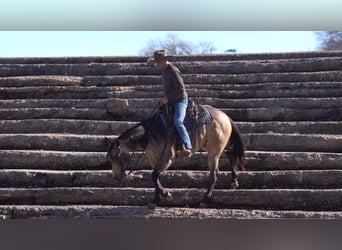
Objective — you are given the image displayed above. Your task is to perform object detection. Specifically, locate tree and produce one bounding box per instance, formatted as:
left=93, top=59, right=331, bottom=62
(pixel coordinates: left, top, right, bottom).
left=316, top=31, right=342, bottom=51
left=139, top=33, right=216, bottom=56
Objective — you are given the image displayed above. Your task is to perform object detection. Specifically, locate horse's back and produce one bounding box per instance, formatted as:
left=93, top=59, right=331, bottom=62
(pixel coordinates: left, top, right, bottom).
left=199, top=105, right=232, bottom=152
left=205, top=105, right=231, bottom=128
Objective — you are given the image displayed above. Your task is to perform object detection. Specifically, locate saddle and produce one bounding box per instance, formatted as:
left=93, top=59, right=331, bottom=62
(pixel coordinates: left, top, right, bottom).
left=156, top=100, right=214, bottom=149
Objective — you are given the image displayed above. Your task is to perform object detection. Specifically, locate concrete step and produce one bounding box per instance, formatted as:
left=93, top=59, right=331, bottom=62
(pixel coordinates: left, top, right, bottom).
left=0, top=169, right=341, bottom=189
left=1, top=205, right=341, bottom=219
left=0, top=150, right=340, bottom=171
left=0, top=133, right=340, bottom=153
left=0, top=187, right=341, bottom=211
left=0, top=119, right=340, bottom=135
left=0, top=57, right=341, bottom=77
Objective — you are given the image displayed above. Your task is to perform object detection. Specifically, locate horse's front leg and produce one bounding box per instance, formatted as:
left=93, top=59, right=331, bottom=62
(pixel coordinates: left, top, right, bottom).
left=150, top=158, right=173, bottom=205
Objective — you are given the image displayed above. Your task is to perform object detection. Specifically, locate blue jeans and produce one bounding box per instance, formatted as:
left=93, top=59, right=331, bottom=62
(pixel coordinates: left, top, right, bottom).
left=173, top=99, right=192, bottom=150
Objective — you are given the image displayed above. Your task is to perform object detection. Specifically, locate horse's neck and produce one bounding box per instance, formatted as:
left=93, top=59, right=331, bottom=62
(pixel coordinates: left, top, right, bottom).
left=119, top=123, right=147, bottom=151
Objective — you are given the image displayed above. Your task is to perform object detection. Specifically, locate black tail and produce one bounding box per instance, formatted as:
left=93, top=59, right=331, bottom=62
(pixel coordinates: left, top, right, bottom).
left=225, top=118, right=246, bottom=171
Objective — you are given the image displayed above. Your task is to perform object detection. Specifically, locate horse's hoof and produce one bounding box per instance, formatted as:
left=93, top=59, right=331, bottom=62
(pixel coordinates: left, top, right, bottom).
left=147, top=202, right=157, bottom=209
left=199, top=202, right=209, bottom=208
left=231, top=180, right=239, bottom=189
left=164, top=191, right=173, bottom=201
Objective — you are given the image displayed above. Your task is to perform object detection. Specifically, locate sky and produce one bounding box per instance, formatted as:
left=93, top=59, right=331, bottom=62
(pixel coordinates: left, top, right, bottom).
left=0, top=31, right=319, bottom=58
left=0, top=0, right=340, bottom=30
left=0, top=0, right=336, bottom=57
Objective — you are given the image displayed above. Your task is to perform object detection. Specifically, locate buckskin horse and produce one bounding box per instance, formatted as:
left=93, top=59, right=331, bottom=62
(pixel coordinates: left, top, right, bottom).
left=106, top=103, right=245, bottom=207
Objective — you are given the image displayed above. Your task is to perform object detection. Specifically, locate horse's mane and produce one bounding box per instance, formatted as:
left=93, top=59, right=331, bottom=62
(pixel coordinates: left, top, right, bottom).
left=116, top=112, right=169, bottom=150
left=141, top=112, right=170, bottom=141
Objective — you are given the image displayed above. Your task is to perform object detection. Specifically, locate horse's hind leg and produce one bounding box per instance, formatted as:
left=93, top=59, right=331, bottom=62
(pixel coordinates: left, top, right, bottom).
left=229, top=154, right=239, bottom=189
left=200, top=156, right=219, bottom=207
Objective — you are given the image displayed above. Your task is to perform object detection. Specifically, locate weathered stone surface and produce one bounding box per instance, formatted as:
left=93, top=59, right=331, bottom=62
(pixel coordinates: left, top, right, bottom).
left=1, top=57, right=341, bottom=77
left=0, top=76, right=83, bottom=87
left=0, top=169, right=341, bottom=189
left=82, top=71, right=342, bottom=86
left=1, top=205, right=342, bottom=219
left=0, top=52, right=341, bottom=218
left=106, top=103, right=342, bottom=121
left=0, top=119, right=136, bottom=135
left=0, top=187, right=341, bottom=211
left=0, top=150, right=109, bottom=170
left=0, top=150, right=341, bottom=171
left=0, top=99, right=108, bottom=109
left=0, top=108, right=110, bottom=120
left=0, top=133, right=340, bottom=153
left=246, top=151, right=342, bottom=171
left=237, top=121, right=342, bottom=134
left=244, top=133, right=342, bottom=153
left=0, top=86, right=114, bottom=99
left=0, top=119, right=339, bottom=135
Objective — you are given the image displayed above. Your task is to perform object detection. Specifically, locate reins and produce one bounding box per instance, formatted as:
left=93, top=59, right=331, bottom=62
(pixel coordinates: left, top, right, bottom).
left=125, top=101, right=161, bottom=176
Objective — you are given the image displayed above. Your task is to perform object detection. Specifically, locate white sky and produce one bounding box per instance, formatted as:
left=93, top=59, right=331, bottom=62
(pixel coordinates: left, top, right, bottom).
left=0, top=31, right=319, bottom=57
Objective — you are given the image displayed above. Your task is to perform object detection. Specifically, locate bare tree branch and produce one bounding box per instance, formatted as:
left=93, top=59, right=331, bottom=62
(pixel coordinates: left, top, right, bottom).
left=139, top=33, right=217, bottom=56
left=316, top=31, right=342, bottom=51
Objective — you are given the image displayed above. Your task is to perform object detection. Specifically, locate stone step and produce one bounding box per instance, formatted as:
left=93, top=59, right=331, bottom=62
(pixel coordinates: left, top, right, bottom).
left=108, top=87, right=342, bottom=99
left=83, top=71, right=342, bottom=86
left=1, top=82, right=341, bottom=99
left=0, top=86, right=114, bottom=99
left=0, top=76, right=83, bottom=87
left=1, top=106, right=340, bottom=122
left=1, top=205, right=341, bottom=219
left=0, top=57, right=341, bottom=77
left=103, top=83, right=342, bottom=101
left=0, top=133, right=340, bottom=153
left=105, top=97, right=342, bottom=110
left=0, top=108, right=111, bottom=120
left=0, top=150, right=340, bottom=171
left=0, top=97, right=340, bottom=110
left=0, top=119, right=340, bottom=135
left=0, top=187, right=341, bottom=211
left=0, top=99, right=107, bottom=109
left=106, top=102, right=342, bottom=121
left=0, top=119, right=133, bottom=135
left=1, top=51, right=342, bottom=65
left=245, top=133, right=342, bottom=153
left=0, top=169, right=341, bottom=189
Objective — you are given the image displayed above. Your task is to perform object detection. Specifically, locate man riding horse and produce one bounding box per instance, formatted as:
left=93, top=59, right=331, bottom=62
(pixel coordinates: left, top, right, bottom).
left=147, top=50, right=192, bottom=158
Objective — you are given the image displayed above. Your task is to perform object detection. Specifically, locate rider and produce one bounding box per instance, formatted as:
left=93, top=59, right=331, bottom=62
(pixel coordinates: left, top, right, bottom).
left=147, top=50, right=192, bottom=158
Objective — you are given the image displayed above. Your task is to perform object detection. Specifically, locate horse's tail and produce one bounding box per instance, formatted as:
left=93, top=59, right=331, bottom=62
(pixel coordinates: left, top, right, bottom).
left=225, top=118, right=246, bottom=171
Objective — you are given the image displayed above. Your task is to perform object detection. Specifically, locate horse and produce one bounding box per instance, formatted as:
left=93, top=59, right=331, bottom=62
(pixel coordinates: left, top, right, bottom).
left=106, top=103, right=246, bottom=207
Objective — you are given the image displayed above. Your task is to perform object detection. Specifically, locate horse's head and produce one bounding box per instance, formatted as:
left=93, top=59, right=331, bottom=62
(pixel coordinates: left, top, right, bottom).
left=106, top=138, right=130, bottom=181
